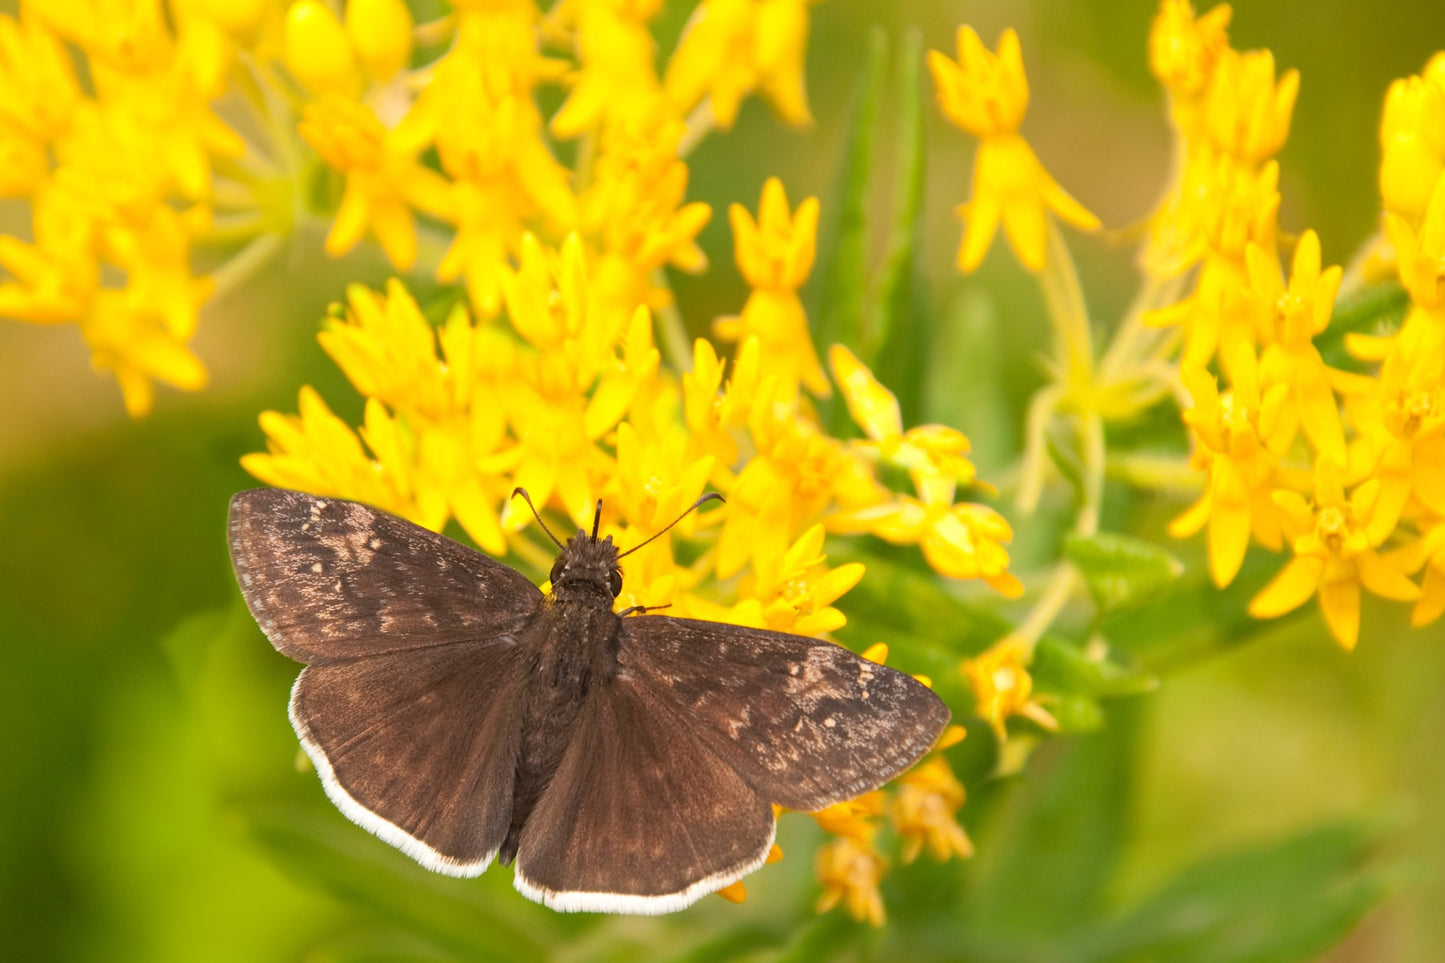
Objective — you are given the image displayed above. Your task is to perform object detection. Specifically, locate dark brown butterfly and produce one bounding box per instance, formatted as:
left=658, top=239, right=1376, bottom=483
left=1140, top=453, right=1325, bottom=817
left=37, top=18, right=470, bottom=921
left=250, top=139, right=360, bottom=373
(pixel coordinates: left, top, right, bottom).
left=227, top=488, right=949, bottom=914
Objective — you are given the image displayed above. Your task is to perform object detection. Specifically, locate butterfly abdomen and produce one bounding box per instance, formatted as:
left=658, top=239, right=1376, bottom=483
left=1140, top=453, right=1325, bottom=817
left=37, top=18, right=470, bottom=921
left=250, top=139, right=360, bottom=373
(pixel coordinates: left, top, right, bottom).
left=500, top=600, right=623, bottom=865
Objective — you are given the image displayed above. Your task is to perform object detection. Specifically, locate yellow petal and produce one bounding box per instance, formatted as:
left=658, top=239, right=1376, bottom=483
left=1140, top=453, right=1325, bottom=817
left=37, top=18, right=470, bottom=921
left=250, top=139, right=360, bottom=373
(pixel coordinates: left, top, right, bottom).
left=1249, top=555, right=1324, bottom=618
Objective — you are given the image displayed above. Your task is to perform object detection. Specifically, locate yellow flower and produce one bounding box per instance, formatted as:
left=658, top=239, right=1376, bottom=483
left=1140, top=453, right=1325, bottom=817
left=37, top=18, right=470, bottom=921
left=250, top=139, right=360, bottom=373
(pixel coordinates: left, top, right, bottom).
left=814, top=835, right=886, bottom=926
left=579, top=106, right=711, bottom=320
left=830, top=344, right=981, bottom=504
left=960, top=637, right=1058, bottom=742
left=1340, top=326, right=1445, bottom=542
left=1400, top=520, right=1445, bottom=627
left=714, top=176, right=828, bottom=398
left=720, top=523, right=865, bottom=636
left=1386, top=174, right=1445, bottom=311
left=929, top=26, right=1099, bottom=273
left=1170, top=347, right=1294, bottom=587
left=242, top=386, right=414, bottom=521
left=832, top=491, right=1022, bottom=598
left=1249, top=458, right=1420, bottom=650
left=299, top=95, right=452, bottom=270
left=548, top=0, right=664, bottom=138
left=1149, top=1, right=1232, bottom=105
left=1379, top=55, right=1445, bottom=226
left=663, top=0, right=815, bottom=130
left=345, top=0, right=414, bottom=84
left=283, top=0, right=361, bottom=97
left=401, top=4, right=576, bottom=315
left=1145, top=158, right=1280, bottom=363
left=890, top=756, right=973, bottom=864
left=1203, top=48, right=1299, bottom=165
left=1246, top=230, right=1346, bottom=465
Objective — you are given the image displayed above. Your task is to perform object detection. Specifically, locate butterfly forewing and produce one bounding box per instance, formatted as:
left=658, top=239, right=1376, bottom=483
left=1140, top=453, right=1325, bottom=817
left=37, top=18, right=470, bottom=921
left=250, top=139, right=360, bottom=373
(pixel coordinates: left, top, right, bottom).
left=512, top=674, right=776, bottom=913
left=228, top=489, right=543, bottom=662
left=290, top=642, right=526, bottom=875
left=617, top=616, right=951, bottom=812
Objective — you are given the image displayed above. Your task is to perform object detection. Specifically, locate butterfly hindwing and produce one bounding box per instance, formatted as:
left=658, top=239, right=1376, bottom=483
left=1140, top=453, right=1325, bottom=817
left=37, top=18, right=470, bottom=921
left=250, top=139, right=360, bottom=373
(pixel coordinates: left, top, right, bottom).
left=227, top=488, right=543, bottom=663
left=617, top=616, right=951, bottom=812
left=290, top=640, right=527, bottom=876
left=512, top=673, right=776, bottom=913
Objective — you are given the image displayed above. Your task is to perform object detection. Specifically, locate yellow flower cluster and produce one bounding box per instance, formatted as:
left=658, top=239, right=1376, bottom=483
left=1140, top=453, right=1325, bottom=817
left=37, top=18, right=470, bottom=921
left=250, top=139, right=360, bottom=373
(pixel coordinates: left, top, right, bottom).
left=0, top=0, right=262, bottom=414
left=1143, top=3, right=1442, bottom=649
left=241, top=1, right=1005, bottom=918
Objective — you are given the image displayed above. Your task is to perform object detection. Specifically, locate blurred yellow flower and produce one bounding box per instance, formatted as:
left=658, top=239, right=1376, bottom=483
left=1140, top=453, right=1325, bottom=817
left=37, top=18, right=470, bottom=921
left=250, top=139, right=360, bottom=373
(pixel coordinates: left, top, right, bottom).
left=663, top=0, right=816, bottom=130
left=891, top=756, right=973, bottom=864
left=1379, top=54, right=1445, bottom=225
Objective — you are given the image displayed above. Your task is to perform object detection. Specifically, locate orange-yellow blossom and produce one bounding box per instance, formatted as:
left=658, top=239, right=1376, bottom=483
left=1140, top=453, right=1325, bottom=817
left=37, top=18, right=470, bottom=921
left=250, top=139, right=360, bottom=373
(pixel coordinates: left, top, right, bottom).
left=1249, top=458, right=1420, bottom=650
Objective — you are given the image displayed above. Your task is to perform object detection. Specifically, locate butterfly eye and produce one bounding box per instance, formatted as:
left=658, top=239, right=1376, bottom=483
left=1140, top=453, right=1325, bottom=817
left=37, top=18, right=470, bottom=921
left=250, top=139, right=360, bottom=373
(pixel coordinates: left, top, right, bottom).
left=609, top=568, right=623, bottom=598
left=549, top=558, right=566, bottom=586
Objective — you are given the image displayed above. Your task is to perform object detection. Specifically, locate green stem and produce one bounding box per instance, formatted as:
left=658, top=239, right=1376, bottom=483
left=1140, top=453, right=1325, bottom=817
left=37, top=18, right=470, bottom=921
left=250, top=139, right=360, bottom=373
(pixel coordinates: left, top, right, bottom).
left=208, top=233, right=284, bottom=301
left=650, top=268, right=694, bottom=373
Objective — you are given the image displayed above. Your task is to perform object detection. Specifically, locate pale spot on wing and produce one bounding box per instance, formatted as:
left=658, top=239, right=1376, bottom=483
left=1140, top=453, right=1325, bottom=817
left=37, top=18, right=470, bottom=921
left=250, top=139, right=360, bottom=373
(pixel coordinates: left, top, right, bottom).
left=311, top=562, right=324, bottom=574
left=823, top=717, right=836, bottom=728
left=369, top=538, right=382, bottom=550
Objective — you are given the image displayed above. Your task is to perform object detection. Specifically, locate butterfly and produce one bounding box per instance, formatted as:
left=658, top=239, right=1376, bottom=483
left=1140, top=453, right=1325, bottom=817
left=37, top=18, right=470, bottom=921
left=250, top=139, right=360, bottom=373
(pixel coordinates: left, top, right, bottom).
left=227, top=488, right=950, bottom=914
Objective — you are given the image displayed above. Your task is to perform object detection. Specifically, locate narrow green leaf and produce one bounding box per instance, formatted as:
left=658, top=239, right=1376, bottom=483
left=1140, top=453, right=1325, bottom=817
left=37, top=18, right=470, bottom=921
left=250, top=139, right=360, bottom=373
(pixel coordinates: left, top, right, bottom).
left=815, top=26, right=888, bottom=409
left=870, top=27, right=930, bottom=424
left=1064, top=531, right=1184, bottom=616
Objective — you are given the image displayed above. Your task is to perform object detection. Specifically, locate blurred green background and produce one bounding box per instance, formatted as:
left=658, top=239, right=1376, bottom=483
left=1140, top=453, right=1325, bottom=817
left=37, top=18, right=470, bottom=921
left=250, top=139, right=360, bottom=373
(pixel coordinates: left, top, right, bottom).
left=4, top=1, right=1445, bottom=960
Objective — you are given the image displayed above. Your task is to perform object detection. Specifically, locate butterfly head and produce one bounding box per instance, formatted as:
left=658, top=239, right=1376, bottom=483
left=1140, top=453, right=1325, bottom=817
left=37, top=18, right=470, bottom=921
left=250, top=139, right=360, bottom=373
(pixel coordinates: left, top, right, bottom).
left=549, top=532, right=624, bottom=608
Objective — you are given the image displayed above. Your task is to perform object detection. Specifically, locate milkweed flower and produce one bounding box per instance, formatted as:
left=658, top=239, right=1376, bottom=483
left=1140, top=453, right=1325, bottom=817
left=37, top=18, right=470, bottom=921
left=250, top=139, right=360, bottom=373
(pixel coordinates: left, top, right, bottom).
left=1249, top=459, right=1420, bottom=650
left=1246, top=230, right=1347, bottom=466
left=1169, top=347, right=1294, bottom=587
left=714, top=176, right=829, bottom=398
left=663, top=0, right=816, bottom=131
left=961, top=637, right=1058, bottom=742
left=890, top=754, right=973, bottom=864
left=928, top=26, right=1099, bottom=273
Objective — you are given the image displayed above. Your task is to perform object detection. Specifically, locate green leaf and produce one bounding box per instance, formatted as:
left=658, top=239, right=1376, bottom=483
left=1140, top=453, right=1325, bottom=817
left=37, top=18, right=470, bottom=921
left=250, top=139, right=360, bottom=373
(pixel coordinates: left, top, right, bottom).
left=1078, top=815, right=1404, bottom=963
left=815, top=26, right=887, bottom=403
left=869, top=26, right=930, bottom=425
left=1064, top=531, right=1184, bottom=616
left=243, top=803, right=563, bottom=962
left=1031, top=635, right=1158, bottom=700
left=961, top=701, right=1142, bottom=941
left=1316, top=281, right=1409, bottom=370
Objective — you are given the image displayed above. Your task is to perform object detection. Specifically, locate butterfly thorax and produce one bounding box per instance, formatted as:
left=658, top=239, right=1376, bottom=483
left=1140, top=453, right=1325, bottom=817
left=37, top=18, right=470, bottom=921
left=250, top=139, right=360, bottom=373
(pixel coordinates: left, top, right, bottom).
left=500, top=536, right=625, bottom=865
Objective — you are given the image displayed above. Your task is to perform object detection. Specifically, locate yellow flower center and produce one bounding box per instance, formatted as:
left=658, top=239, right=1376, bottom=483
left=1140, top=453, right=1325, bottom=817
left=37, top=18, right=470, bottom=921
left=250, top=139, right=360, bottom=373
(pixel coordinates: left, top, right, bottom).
left=1316, top=505, right=1349, bottom=555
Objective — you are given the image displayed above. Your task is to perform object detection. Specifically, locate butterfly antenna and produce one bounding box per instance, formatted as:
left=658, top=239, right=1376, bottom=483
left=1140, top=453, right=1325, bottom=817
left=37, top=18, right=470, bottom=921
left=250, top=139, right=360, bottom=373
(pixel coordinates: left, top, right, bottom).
left=618, top=492, right=725, bottom=559
left=591, top=499, right=603, bottom=541
left=510, top=488, right=565, bottom=549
